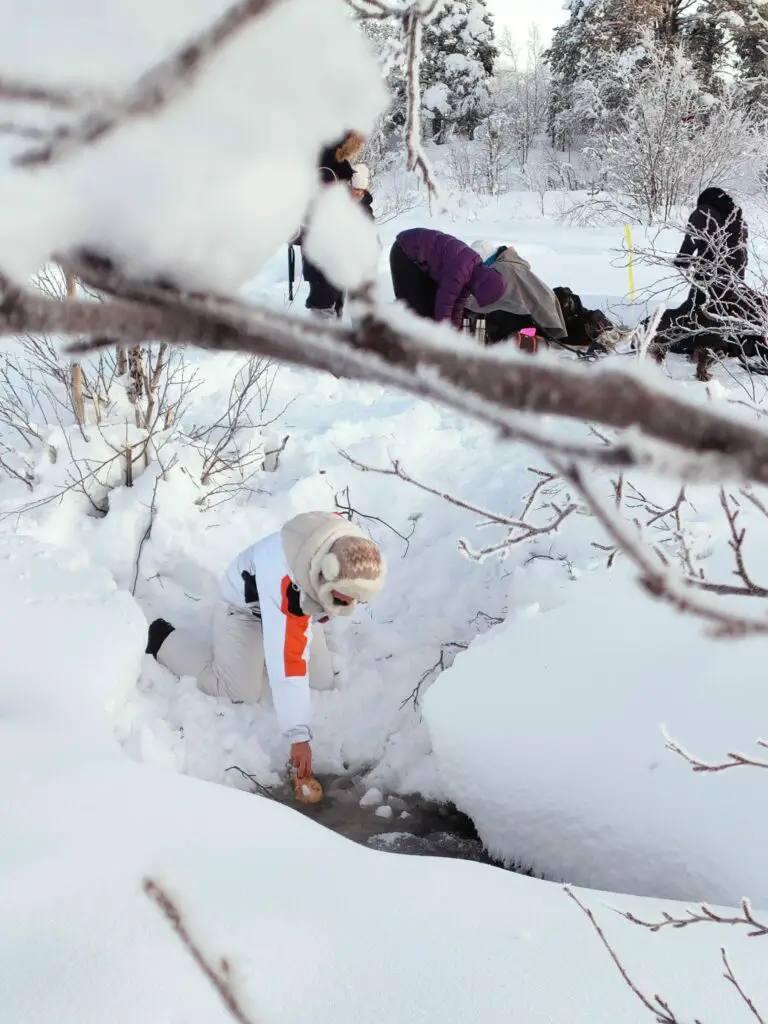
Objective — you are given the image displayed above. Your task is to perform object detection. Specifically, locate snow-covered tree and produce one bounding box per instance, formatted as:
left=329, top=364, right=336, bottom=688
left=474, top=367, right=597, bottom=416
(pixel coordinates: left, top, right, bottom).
left=420, top=0, right=498, bottom=141
left=488, top=26, right=550, bottom=167
left=545, top=0, right=760, bottom=148
left=545, top=0, right=629, bottom=149
left=725, top=0, right=768, bottom=114
left=584, top=39, right=768, bottom=221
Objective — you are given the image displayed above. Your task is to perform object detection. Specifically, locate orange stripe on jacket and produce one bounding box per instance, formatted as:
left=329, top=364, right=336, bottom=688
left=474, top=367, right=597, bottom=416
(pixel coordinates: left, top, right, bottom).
left=280, top=575, right=310, bottom=677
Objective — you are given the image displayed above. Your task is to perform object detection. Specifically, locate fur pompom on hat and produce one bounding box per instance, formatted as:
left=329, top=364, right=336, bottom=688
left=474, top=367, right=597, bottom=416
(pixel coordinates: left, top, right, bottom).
left=317, top=535, right=385, bottom=616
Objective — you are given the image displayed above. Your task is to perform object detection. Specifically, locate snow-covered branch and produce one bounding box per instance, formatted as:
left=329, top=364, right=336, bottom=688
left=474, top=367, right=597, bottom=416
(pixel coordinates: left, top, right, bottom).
left=402, top=3, right=441, bottom=198
left=8, top=257, right=768, bottom=490
left=559, top=463, right=768, bottom=637
left=14, top=0, right=285, bottom=169
left=340, top=452, right=579, bottom=559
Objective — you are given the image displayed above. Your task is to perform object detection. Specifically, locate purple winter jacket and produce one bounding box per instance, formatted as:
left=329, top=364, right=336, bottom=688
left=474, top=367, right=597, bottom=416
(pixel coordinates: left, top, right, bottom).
left=396, top=228, right=505, bottom=328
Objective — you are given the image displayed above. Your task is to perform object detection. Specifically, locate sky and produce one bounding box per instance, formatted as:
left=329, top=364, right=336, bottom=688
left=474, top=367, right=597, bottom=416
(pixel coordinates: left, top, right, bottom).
left=487, top=0, right=567, bottom=49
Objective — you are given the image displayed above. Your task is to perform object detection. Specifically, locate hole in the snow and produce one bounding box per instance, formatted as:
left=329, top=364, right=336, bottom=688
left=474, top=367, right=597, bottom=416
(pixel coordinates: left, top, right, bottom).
left=227, top=766, right=544, bottom=876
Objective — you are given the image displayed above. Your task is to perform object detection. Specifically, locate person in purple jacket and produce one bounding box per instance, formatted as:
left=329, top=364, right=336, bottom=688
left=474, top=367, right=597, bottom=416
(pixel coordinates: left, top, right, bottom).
left=390, top=228, right=506, bottom=329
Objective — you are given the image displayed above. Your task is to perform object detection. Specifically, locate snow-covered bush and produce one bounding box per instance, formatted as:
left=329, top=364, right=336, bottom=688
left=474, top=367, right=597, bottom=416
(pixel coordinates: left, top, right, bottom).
left=580, top=40, right=768, bottom=222
left=0, top=266, right=196, bottom=516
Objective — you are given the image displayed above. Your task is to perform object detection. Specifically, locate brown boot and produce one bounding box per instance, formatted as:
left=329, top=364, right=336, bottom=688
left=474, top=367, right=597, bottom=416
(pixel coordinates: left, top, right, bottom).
left=694, top=346, right=713, bottom=382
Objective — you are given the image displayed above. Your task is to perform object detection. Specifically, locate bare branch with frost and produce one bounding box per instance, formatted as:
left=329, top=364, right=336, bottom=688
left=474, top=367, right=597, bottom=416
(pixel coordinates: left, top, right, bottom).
left=44, top=251, right=768, bottom=486
left=565, top=888, right=691, bottom=1024
left=402, top=4, right=441, bottom=198
left=0, top=75, right=108, bottom=109
left=662, top=728, right=768, bottom=774
left=619, top=896, right=768, bottom=938
left=3, top=255, right=768, bottom=490
left=144, top=879, right=260, bottom=1024
left=559, top=463, right=768, bottom=637
left=340, top=453, right=578, bottom=559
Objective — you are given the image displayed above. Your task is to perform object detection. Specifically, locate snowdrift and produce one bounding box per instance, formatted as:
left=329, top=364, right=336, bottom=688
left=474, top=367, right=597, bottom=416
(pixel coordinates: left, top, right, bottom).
left=4, top=532, right=768, bottom=1023
left=424, top=563, right=768, bottom=904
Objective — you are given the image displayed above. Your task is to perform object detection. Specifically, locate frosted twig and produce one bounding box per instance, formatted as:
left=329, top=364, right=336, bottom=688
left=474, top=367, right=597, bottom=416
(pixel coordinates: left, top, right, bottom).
left=0, top=121, right=50, bottom=140
left=718, top=489, right=768, bottom=596
left=340, top=453, right=578, bottom=557
left=565, top=888, right=694, bottom=1024
left=131, top=472, right=163, bottom=595
left=0, top=75, right=106, bottom=109
left=560, top=463, right=768, bottom=636
left=144, top=879, right=260, bottom=1024
left=721, top=947, right=767, bottom=1024
left=15, top=0, right=285, bottom=168
left=618, top=895, right=768, bottom=937
left=459, top=502, right=578, bottom=561
left=4, top=250, right=768, bottom=493
left=333, top=484, right=417, bottom=555
left=645, top=487, right=687, bottom=528
left=683, top=489, right=768, bottom=598
left=662, top=728, right=768, bottom=774
left=521, top=467, right=559, bottom=519
left=403, top=4, right=441, bottom=198
left=400, top=642, right=467, bottom=709
left=339, top=451, right=527, bottom=524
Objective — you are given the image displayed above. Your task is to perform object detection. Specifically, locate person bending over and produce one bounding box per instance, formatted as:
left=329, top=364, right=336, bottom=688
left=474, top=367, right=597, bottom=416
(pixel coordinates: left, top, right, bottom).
left=389, top=228, right=506, bottom=329
left=146, top=511, right=386, bottom=777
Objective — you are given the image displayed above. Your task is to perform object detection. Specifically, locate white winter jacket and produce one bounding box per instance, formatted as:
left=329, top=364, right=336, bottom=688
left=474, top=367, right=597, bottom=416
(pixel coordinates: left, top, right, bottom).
left=220, top=512, right=370, bottom=744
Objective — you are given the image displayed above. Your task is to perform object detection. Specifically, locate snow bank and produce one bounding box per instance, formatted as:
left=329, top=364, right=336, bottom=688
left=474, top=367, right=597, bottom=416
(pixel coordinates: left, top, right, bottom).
left=3, top=532, right=768, bottom=1024
left=424, top=563, right=768, bottom=904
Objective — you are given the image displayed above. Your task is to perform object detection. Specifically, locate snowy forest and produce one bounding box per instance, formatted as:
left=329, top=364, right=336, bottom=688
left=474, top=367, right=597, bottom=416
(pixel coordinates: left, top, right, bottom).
left=364, top=0, right=768, bottom=220
left=5, top=1, right=768, bottom=1023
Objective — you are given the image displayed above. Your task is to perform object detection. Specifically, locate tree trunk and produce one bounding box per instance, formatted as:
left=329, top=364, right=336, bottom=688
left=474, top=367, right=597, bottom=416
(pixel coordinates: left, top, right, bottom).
left=65, top=272, right=87, bottom=427
left=70, top=363, right=86, bottom=426
left=127, top=346, right=145, bottom=427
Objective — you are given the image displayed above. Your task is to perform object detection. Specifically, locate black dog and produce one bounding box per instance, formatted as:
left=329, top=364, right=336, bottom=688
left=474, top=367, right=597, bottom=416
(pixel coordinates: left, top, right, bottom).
left=553, top=287, right=614, bottom=351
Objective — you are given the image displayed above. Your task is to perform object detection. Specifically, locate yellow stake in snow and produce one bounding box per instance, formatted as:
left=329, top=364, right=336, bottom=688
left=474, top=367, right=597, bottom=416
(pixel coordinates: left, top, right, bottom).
left=625, top=223, right=636, bottom=302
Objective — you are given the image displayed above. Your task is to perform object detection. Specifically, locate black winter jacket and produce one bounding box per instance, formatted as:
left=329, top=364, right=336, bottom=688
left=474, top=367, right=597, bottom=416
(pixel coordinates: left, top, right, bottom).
left=676, top=188, right=748, bottom=281
left=318, top=139, right=356, bottom=185
left=359, top=190, right=374, bottom=220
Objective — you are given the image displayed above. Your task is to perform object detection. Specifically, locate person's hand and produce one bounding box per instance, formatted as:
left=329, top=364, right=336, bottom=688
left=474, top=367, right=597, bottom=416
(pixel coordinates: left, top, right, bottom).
left=290, top=741, right=312, bottom=778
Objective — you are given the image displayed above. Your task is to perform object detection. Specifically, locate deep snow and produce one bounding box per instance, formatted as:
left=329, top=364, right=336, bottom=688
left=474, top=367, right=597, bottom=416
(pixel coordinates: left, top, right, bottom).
left=3, top=532, right=768, bottom=1024
left=4, top=172, right=768, bottom=1021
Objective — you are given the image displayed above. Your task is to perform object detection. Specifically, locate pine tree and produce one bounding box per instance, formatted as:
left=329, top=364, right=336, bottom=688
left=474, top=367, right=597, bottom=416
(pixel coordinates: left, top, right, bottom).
left=545, top=0, right=631, bottom=148
left=685, top=12, right=727, bottom=94
left=545, top=0, right=737, bottom=149
left=420, top=0, right=498, bottom=141
left=724, top=0, right=768, bottom=115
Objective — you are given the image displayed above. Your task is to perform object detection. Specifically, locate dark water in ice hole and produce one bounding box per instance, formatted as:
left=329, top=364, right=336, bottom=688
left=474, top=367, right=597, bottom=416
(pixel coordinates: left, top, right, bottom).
left=233, top=768, right=536, bottom=873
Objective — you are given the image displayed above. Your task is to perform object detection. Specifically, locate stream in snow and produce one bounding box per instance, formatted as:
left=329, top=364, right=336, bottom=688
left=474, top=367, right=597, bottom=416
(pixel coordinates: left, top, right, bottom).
left=233, top=767, right=539, bottom=871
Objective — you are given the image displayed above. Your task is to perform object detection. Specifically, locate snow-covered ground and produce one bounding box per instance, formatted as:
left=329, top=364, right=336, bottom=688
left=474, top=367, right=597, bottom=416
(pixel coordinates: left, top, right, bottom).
left=3, top=529, right=768, bottom=1024
left=5, top=182, right=768, bottom=1021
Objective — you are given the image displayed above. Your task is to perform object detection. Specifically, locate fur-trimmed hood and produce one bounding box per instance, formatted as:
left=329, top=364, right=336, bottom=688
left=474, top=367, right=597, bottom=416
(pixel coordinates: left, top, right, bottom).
left=280, top=511, right=385, bottom=619
left=318, top=131, right=365, bottom=184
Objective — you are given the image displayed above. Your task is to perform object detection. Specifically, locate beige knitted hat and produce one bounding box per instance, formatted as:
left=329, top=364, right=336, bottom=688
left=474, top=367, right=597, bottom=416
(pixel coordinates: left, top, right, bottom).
left=317, top=535, right=386, bottom=615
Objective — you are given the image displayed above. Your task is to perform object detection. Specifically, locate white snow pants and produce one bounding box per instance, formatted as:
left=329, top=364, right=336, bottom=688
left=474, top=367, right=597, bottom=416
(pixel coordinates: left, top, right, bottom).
left=156, top=601, right=334, bottom=703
